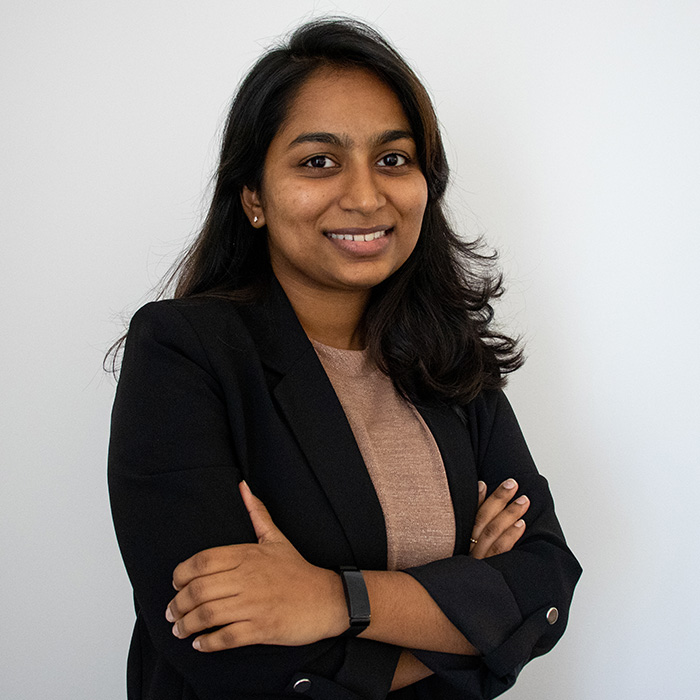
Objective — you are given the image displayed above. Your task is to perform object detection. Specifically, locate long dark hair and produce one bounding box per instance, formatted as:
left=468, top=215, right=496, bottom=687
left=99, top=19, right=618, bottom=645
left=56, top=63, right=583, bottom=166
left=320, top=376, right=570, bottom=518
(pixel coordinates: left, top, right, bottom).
left=112, top=17, right=523, bottom=403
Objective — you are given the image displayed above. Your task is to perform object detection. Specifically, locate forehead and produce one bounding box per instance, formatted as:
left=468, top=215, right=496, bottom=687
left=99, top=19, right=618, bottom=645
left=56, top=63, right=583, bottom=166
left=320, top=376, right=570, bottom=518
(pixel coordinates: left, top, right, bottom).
left=275, top=67, right=411, bottom=143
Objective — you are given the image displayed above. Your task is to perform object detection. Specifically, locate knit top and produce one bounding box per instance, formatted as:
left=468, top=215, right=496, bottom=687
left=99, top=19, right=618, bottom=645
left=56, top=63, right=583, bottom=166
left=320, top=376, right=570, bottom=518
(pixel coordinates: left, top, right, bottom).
left=311, top=340, right=456, bottom=571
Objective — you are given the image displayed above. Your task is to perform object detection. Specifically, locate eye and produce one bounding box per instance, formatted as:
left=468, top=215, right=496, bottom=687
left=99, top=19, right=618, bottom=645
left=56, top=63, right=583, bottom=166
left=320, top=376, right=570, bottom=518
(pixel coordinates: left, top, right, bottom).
left=377, top=153, right=408, bottom=167
left=302, top=155, right=336, bottom=169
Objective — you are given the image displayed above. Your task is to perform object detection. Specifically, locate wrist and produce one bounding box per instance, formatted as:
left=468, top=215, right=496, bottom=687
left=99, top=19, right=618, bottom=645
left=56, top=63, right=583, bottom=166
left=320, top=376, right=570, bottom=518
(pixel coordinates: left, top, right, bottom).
left=319, top=567, right=349, bottom=639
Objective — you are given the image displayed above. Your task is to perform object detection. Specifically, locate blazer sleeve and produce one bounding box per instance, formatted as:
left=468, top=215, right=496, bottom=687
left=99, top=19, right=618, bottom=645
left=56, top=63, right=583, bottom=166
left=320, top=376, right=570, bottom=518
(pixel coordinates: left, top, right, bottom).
left=108, top=301, right=400, bottom=700
left=403, top=390, right=582, bottom=699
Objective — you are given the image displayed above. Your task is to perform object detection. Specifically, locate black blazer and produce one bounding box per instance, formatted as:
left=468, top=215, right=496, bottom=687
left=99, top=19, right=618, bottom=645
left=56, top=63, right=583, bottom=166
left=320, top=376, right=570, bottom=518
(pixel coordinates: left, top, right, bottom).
left=108, top=283, right=581, bottom=700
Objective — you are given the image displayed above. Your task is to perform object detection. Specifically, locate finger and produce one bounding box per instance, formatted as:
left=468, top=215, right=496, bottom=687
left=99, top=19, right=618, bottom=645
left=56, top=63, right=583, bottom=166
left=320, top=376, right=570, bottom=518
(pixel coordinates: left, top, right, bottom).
left=239, top=481, right=284, bottom=544
left=475, top=519, right=526, bottom=560
left=173, top=545, right=248, bottom=591
left=469, top=481, right=488, bottom=553
left=167, top=569, right=242, bottom=622
left=471, top=478, right=518, bottom=544
left=477, top=481, right=487, bottom=508
left=471, top=495, right=530, bottom=559
left=172, top=596, right=249, bottom=640
left=192, top=620, right=262, bottom=652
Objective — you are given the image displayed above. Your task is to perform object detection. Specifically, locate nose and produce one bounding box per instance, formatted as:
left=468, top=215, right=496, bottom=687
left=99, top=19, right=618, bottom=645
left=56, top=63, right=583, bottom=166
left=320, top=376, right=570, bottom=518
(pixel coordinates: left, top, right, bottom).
left=338, top=163, right=386, bottom=215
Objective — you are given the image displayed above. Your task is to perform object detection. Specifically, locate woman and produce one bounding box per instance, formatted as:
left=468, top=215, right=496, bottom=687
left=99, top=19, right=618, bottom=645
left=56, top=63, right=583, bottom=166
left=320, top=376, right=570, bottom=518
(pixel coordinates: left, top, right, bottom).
left=108, top=18, right=581, bottom=700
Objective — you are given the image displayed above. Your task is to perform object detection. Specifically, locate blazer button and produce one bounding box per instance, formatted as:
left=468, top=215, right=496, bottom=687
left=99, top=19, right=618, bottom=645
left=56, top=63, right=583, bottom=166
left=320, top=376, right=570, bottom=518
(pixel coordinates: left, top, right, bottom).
left=293, top=678, right=312, bottom=693
left=546, top=607, right=559, bottom=625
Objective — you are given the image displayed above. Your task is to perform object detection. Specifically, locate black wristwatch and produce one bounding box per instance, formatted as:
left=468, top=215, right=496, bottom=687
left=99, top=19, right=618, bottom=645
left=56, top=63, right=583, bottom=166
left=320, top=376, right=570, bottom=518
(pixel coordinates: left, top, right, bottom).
left=338, top=566, right=371, bottom=636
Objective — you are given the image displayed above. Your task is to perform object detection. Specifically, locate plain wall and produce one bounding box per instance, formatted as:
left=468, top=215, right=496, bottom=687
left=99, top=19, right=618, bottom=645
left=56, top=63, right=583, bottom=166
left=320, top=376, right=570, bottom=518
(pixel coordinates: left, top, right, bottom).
left=2, top=1, right=699, bottom=698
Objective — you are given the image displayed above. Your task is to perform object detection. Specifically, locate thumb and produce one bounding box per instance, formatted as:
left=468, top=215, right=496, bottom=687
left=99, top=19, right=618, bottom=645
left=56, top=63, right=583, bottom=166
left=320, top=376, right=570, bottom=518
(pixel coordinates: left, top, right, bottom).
left=239, top=481, right=285, bottom=544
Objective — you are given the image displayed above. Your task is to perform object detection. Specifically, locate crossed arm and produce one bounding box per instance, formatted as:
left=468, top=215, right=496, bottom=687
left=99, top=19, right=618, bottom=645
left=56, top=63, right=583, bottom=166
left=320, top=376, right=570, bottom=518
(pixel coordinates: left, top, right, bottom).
left=165, top=478, right=530, bottom=691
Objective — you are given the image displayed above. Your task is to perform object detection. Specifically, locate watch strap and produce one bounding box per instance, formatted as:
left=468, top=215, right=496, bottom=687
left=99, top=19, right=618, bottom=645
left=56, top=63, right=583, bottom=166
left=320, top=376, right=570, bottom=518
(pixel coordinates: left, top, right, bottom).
left=338, top=566, right=371, bottom=637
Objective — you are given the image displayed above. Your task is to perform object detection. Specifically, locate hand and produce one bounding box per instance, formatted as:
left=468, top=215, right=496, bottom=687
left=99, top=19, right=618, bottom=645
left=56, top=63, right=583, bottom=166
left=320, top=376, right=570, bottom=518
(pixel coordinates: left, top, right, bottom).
left=165, top=481, right=346, bottom=651
left=469, top=478, right=529, bottom=559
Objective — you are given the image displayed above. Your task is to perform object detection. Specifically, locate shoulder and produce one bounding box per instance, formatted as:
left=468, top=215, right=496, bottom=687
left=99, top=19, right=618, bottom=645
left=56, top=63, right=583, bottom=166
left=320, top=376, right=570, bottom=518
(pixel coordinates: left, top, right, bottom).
left=128, top=297, right=255, bottom=344
left=121, top=285, right=311, bottom=385
left=464, top=388, right=510, bottom=428
left=130, top=297, right=245, bottom=330
left=462, top=389, right=526, bottom=461
left=123, top=297, right=267, bottom=372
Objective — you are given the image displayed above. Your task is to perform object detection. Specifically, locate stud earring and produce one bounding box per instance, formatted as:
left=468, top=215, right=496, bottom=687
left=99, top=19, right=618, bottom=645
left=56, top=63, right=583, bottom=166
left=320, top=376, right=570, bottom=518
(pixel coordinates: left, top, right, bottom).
left=253, top=216, right=259, bottom=224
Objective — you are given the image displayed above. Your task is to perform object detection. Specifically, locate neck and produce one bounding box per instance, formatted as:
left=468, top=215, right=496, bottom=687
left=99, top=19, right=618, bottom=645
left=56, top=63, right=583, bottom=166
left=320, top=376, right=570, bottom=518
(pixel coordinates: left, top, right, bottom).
left=276, top=277, right=369, bottom=350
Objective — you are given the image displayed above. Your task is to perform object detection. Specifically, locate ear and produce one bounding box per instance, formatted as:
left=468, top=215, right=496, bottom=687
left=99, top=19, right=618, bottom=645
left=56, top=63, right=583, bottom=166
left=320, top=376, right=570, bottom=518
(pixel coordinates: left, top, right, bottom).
left=240, top=186, right=265, bottom=228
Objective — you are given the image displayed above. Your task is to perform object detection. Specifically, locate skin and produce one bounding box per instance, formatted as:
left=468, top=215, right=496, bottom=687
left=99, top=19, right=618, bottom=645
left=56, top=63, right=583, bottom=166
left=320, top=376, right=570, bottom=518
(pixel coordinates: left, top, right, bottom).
left=167, top=68, right=531, bottom=692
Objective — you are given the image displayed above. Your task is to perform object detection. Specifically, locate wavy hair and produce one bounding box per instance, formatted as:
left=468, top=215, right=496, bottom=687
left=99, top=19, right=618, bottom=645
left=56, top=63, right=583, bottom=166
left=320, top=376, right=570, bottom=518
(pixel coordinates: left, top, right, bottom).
left=110, top=17, right=523, bottom=403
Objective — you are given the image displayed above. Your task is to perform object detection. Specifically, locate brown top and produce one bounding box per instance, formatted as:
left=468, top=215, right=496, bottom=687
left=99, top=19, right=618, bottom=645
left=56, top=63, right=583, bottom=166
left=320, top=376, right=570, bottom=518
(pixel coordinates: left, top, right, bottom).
left=312, top=340, right=456, bottom=570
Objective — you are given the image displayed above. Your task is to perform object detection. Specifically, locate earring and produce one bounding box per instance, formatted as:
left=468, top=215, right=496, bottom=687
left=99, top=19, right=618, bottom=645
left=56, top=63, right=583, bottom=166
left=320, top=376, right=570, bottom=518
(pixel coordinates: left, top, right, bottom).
left=253, top=216, right=259, bottom=224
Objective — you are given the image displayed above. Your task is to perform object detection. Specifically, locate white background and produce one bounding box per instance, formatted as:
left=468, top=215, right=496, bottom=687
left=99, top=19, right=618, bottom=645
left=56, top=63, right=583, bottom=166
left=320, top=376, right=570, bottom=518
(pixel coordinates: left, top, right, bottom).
left=2, top=1, right=699, bottom=698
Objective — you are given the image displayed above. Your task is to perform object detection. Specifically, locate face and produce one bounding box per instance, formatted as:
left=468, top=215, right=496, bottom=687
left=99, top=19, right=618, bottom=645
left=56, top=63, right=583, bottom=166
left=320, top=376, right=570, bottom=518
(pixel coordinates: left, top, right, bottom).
left=242, top=67, right=428, bottom=301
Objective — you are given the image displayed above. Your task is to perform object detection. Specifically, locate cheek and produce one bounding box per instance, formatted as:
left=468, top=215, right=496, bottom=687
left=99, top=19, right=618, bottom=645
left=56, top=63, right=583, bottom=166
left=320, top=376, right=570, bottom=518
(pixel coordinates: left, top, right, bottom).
left=264, top=183, right=330, bottom=225
left=401, top=179, right=429, bottom=227
left=400, top=182, right=428, bottom=258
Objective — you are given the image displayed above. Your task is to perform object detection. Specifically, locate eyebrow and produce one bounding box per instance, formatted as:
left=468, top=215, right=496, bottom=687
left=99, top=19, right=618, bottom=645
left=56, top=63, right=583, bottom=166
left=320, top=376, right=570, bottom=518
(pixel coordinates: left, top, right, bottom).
left=288, top=129, right=414, bottom=149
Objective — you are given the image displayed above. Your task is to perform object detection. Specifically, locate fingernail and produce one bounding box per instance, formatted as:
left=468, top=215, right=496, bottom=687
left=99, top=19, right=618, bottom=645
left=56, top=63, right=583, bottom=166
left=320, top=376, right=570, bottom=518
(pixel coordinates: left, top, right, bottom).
left=193, top=638, right=202, bottom=651
left=165, top=607, right=174, bottom=623
left=503, top=479, right=516, bottom=489
left=172, top=623, right=181, bottom=638
left=514, top=519, right=525, bottom=528
left=515, top=495, right=529, bottom=505
left=478, top=481, right=486, bottom=492
left=172, top=580, right=180, bottom=591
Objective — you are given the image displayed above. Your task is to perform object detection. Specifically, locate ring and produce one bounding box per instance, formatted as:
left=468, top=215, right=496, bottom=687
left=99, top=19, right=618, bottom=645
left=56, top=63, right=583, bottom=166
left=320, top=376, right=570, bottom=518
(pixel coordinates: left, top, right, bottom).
left=470, top=538, right=478, bottom=545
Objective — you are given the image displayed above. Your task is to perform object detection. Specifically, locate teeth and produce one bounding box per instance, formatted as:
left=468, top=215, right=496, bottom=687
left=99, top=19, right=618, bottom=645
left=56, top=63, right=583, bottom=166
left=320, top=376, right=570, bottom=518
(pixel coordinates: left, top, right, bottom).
left=328, top=229, right=389, bottom=241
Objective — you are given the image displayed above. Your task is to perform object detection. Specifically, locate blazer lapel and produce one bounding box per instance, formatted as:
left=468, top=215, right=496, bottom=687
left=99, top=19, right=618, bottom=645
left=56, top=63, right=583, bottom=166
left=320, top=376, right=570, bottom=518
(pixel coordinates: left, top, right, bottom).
left=416, top=402, right=480, bottom=555
left=238, top=282, right=388, bottom=570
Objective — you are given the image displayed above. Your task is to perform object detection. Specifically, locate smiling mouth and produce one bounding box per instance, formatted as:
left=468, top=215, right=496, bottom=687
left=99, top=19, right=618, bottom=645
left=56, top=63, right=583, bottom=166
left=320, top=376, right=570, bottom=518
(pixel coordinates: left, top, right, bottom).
left=325, top=227, right=392, bottom=242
